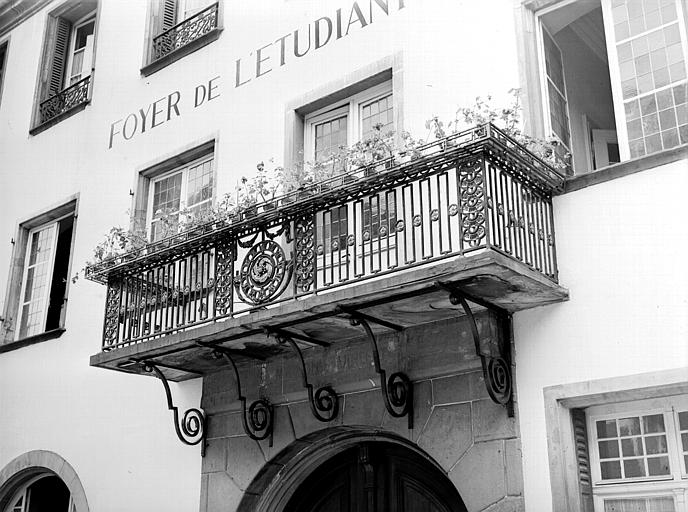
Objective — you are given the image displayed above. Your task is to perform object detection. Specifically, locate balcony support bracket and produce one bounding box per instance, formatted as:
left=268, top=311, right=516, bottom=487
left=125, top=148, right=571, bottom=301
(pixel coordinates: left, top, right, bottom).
left=208, top=346, right=274, bottom=446
left=435, top=282, right=513, bottom=415
left=336, top=306, right=413, bottom=429
left=267, top=328, right=339, bottom=422
left=137, top=360, right=207, bottom=454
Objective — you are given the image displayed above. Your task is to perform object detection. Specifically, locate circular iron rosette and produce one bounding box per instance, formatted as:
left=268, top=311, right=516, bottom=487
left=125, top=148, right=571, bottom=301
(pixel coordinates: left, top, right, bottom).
left=235, top=240, right=293, bottom=305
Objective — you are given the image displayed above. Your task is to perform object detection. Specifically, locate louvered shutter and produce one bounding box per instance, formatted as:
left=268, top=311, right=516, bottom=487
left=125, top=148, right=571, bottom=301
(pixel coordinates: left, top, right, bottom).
left=571, top=408, right=594, bottom=512
left=48, top=17, right=71, bottom=97
left=161, top=0, right=178, bottom=31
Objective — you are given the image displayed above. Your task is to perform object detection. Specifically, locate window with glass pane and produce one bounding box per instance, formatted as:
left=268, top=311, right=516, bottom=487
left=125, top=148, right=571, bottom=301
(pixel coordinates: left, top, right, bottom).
left=68, top=19, right=94, bottom=85
left=315, top=115, right=348, bottom=165
left=361, top=94, right=393, bottom=140
left=595, top=413, right=671, bottom=480
left=609, top=0, right=688, bottom=157
left=186, top=158, right=214, bottom=216
left=149, top=156, right=214, bottom=242
left=151, top=172, right=183, bottom=242
left=18, top=225, right=56, bottom=339
left=362, top=194, right=396, bottom=242
left=603, top=497, right=675, bottom=512
left=678, top=410, right=688, bottom=474
left=543, top=28, right=571, bottom=148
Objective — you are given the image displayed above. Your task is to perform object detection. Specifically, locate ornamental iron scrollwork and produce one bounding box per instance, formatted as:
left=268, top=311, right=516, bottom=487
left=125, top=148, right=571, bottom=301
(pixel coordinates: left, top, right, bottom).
left=211, top=347, right=273, bottom=445
left=459, top=162, right=486, bottom=247
left=435, top=282, right=512, bottom=408
left=272, top=330, right=338, bottom=422
left=139, top=361, right=206, bottom=448
left=214, top=241, right=235, bottom=316
left=153, top=3, right=218, bottom=61
left=39, top=76, right=90, bottom=124
left=336, top=306, right=413, bottom=429
left=235, top=240, right=292, bottom=305
left=103, top=278, right=121, bottom=347
left=294, top=215, right=316, bottom=292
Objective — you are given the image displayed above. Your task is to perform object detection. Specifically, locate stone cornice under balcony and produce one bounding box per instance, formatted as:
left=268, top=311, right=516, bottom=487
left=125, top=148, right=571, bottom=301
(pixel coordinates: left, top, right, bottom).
left=86, top=124, right=568, bottom=382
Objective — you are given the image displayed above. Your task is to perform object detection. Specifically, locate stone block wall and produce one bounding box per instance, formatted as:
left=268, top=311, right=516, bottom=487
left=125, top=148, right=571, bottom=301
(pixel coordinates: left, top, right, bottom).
left=199, top=312, right=524, bottom=512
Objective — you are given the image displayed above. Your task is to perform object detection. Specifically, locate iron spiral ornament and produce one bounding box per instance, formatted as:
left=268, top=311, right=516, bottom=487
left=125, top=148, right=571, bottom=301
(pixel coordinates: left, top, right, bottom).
left=443, top=286, right=513, bottom=407
left=484, top=356, right=511, bottom=405
left=310, top=385, right=339, bottom=422
left=351, top=316, right=413, bottom=429
left=142, top=362, right=206, bottom=446
left=276, top=333, right=339, bottom=423
left=212, top=349, right=274, bottom=444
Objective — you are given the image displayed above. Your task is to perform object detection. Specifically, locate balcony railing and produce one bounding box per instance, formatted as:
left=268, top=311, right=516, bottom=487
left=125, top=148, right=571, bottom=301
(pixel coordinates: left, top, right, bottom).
left=38, top=76, right=91, bottom=125
left=86, top=124, right=565, bottom=352
left=152, top=3, right=219, bottom=61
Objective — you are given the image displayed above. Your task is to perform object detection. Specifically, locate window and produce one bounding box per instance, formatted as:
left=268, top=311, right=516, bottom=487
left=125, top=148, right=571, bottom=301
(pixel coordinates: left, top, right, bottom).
left=4, top=475, right=75, bottom=512
left=1, top=199, right=76, bottom=347
left=532, top=0, right=687, bottom=174
left=0, top=41, right=7, bottom=106
left=148, top=155, right=214, bottom=242
left=585, top=396, right=688, bottom=511
left=305, top=81, right=396, bottom=253
left=142, top=0, right=220, bottom=74
left=31, top=2, right=97, bottom=131
left=132, top=141, right=216, bottom=244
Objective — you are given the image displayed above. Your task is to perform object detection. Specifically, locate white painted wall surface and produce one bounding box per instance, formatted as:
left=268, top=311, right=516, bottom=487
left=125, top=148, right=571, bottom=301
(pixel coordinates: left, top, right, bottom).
left=0, top=1, right=523, bottom=510
left=515, top=159, right=688, bottom=511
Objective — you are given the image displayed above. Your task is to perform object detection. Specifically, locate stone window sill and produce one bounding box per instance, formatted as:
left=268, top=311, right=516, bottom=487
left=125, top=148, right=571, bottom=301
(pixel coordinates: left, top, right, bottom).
left=560, top=144, right=688, bottom=194
left=29, top=101, right=90, bottom=136
left=141, top=28, right=222, bottom=77
left=0, top=327, right=66, bottom=354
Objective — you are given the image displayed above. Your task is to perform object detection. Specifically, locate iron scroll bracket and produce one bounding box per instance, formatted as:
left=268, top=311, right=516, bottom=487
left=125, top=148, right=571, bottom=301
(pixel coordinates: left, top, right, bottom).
left=336, top=306, right=414, bottom=429
left=266, top=328, right=339, bottom=423
left=208, top=345, right=274, bottom=446
left=136, top=360, right=207, bottom=453
left=435, top=282, right=513, bottom=415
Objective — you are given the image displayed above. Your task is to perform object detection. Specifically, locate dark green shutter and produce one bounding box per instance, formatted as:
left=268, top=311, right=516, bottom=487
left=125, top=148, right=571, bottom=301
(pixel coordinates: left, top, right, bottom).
left=161, top=0, right=178, bottom=31
left=571, top=408, right=594, bottom=512
left=48, top=17, right=71, bottom=96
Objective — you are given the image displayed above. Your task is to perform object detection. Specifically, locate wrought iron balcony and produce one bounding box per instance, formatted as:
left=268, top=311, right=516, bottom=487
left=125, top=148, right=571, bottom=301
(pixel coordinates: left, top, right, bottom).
left=38, top=76, right=91, bottom=125
left=152, top=3, right=219, bottom=61
left=86, top=124, right=568, bottom=381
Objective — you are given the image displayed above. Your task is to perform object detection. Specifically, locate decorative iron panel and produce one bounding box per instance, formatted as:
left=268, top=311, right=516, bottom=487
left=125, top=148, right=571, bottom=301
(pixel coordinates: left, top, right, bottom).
left=152, top=3, right=218, bottom=61
left=86, top=124, right=563, bottom=351
left=38, top=75, right=90, bottom=125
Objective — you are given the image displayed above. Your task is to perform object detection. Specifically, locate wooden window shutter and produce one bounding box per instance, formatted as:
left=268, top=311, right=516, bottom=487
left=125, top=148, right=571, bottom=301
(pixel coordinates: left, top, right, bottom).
left=161, top=0, right=178, bottom=31
left=571, top=408, right=594, bottom=512
left=48, top=17, right=71, bottom=97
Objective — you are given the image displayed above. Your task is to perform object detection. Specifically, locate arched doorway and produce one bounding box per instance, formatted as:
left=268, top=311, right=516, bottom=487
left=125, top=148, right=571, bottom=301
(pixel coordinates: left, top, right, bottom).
left=284, top=442, right=466, bottom=512
left=0, top=451, right=89, bottom=512
left=241, top=428, right=467, bottom=512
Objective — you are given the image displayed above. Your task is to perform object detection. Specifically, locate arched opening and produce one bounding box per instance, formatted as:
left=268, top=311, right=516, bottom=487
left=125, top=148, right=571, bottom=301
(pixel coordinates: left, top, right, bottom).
left=0, top=451, right=88, bottom=512
left=285, top=442, right=467, bottom=512
left=241, top=427, right=467, bottom=512
left=4, top=474, right=72, bottom=512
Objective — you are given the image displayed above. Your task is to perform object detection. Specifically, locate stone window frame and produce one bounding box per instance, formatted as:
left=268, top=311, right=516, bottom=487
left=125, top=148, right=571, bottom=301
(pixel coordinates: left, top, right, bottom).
left=544, top=367, right=688, bottom=511
left=0, top=450, right=89, bottom=512
left=140, top=0, right=224, bottom=76
left=0, top=194, right=79, bottom=353
left=130, top=135, right=219, bottom=242
left=516, top=0, right=688, bottom=172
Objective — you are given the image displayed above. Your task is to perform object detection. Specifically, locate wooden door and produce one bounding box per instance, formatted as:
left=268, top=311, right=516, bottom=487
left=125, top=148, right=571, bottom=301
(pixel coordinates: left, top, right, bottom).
left=284, top=442, right=467, bottom=512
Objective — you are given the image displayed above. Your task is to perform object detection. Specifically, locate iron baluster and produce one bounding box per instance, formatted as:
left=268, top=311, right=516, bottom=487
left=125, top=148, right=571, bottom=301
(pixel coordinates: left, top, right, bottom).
left=435, top=282, right=512, bottom=409
left=210, top=347, right=273, bottom=445
left=139, top=361, right=206, bottom=448
left=337, top=306, right=413, bottom=429
left=271, top=330, right=338, bottom=422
